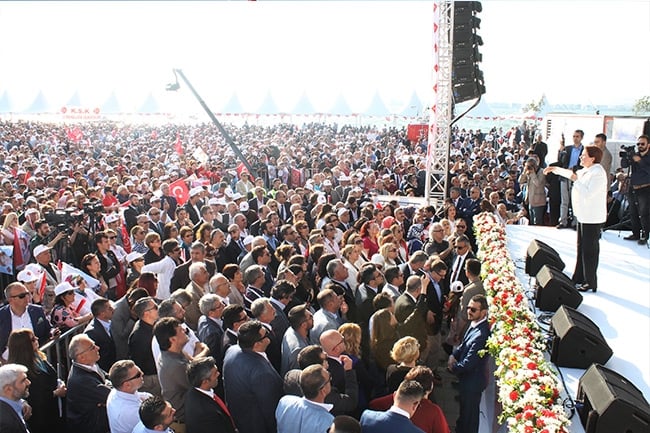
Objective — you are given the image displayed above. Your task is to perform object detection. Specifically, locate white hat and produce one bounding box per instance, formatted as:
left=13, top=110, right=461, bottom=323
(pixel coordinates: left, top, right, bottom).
left=104, top=213, right=120, bottom=224
left=208, top=197, right=227, bottom=206
left=125, top=180, right=135, bottom=187
left=232, top=192, right=243, bottom=201
left=337, top=208, right=349, bottom=218
left=33, top=245, right=51, bottom=257
left=339, top=175, right=350, bottom=182
left=323, top=180, right=332, bottom=187
left=17, top=269, right=40, bottom=283
left=224, top=187, right=234, bottom=197
left=316, top=194, right=327, bottom=205
left=189, top=187, right=203, bottom=197
left=450, top=281, right=465, bottom=293
left=239, top=201, right=250, bottom=212
left=243, top=235, right=255, bottom=246
left=54, top=282, right=75, bottom=297
left=126, top=251, right=145, bottom=263
left=25, top=208, right=40, bottom=216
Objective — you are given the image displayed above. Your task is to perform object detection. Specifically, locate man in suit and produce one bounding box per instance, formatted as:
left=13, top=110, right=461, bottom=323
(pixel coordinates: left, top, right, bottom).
left=326, top=259, right=356, bottom=322
left=184, top=187, right=204, bottom=225
left=399, top=251, right=427, bottom=293
left=310, top=288, right=344, bottom=345
left=84, top=298, right=117, bottom=373
left=557, top=129, right=584, bottom=228
left=394, top=275, right=429, bottom=354
left=281, top=305, right=313, bottom=375
left=448, top=294, right=491, bottom=433
left=197, top=294, right=226, bottom=366
left=224, top=224, right=246, bottom=265
left=448, top=235, right=474, bottom=287
left=360, top=380, right=426, bottom=433
left=0, top=363, right=31, bottom=433
left=248, top=186, right=269, bottom=214
left=220, top=304, right=248, bottom=365
left=170, top=241, right=216, bottom=293
left=423, top=258, right=449, bottom=368
left=148, top=206, right=165, bottom=237
left=320, top=329, right=358, bottom=416
left=185, top=357, right=237, bottom=433
left=183, top=262, right=210, bottom=331
left=66, top=334, right=112, bottom=433
left=251, top=297, right=282, bottom=373
left=33, top=244, right=61, bottom=312
left=0, top=282, right=52, bottom=362
left=223, top=320, right=284, bottom=433
left=269, top=280, right=293, bottom=339
left=124, top=193, right=144, bottom=233
left=275, top=364, right=335, bottom=433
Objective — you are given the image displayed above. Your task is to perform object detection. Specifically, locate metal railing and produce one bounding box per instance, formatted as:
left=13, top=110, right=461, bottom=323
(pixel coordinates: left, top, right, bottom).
left=40, top=323, right=87, bottom=380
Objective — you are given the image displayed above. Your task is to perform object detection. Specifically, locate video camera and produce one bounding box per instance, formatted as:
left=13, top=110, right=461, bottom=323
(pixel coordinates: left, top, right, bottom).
left=620, top=145, right=637, bottom=168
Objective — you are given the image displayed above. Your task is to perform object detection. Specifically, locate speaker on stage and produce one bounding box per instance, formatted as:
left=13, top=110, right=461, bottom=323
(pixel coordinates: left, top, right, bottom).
left=577, top=364, right=650, bottom=433
left=525, top=239, right=565, bottom=276
left=535, top=265, right=582, bottom=312
left=550, top=305, right=612, bottom=368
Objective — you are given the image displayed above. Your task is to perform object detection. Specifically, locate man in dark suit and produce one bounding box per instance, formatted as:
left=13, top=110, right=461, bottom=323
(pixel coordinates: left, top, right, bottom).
left=224, top=224, right=246, bottom=265
left=394, top=275, right=429, bottom=353
left=269, top=281, right=294, bottom=339
left=222, top=320, right=284, bottom=433
left=197, top=294, right=225, bottom=366
left=170, top=241, right=217, bottom=293
left=185, top=357, right=237, bottom=433
left=448, top=294, right=491, bottom=433
left=124, top=193, right=144, bottom=233
left=360, top=380, right=426, bottom=433
left=0, top=282, right=52, bottom=362
left=0, top=363, right=31, bottom=433
left=557, top=129, right=584, bottom=228
left=66, top=334, right=112, bottom=433
left=448, top=235, right=475, bottom=287
left=424, top=258, right=449, bottom=368
left=184, top=188, right=203, bottom=225
left=251, top=298, right=283, bottom=373
left=84, top=298, right=117, bottom=373
left=248, top=186, right=268, bottom=214
left=399, top=251, right=427, bottom=293
left=220, top=304, right=247, bottom=367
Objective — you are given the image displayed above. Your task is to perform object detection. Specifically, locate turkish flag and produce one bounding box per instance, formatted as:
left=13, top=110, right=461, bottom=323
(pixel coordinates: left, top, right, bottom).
left=169, top=178, right=190, bottom=206
left=236, top=162, right=247, bottom=177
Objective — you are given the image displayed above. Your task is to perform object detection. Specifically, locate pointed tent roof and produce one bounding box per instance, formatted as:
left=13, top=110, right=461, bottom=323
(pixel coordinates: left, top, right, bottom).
left=364, top=91, right=391, bottom=117
left=467, top=97, right=496, bottom=119
left=257, top=92, right=280, bottom=115
left=400, top=91, right=425, bottom=117
left=24, top=90, right=51, bottom=114
left=0, top=91, right=13, bottom=113
left=222, top=92, right=244, bottom=114
left=292, top=92, right=317, bottom=115
left=329, top=94, right=353, bottom=116
left=66, top=90, right=82, bottom=107
left=101, top=91, right=123, bottom=114
left=138, top=92, right=161, bottom=113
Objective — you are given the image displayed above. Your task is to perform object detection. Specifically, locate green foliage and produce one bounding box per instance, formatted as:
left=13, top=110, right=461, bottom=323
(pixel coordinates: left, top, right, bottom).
left=633, top=96, right=650, bottom=114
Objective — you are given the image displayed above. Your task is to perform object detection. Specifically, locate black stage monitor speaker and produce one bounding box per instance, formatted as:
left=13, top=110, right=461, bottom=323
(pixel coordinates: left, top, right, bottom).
left=526, top=239, right=565, bottom=276
left=535, top=265, right=582, bottom=312
left=550, top=305, right=612, bottom=368
left=577, top=364, right=650, bottom=433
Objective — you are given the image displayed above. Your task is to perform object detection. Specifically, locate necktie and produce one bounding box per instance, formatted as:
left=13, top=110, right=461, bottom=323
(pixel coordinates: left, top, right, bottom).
left=212, top=393, right=236, bottom=427
left=452, top=256, right=462, bottom=282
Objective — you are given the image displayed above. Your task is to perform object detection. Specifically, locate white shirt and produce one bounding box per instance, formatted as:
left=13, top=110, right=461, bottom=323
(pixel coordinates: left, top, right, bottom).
left=141, top=256, right=177, bottom=299
left=4, top=307, right=33, bottom=359
left=106, top=388, right=153, bottom=433
left=388, top=405, right=412, bottom=419
left=151, top=323, right=199, bottom=373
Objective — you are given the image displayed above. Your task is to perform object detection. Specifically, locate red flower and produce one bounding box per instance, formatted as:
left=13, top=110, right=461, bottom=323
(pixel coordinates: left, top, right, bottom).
left=509, top=390, right=519, bottom=401
left=527, top=362, right=537, bottom=370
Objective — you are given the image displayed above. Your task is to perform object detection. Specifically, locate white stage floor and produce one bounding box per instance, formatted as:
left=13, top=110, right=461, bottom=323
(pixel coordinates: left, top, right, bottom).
left=505, top=225, right=650, bottom=432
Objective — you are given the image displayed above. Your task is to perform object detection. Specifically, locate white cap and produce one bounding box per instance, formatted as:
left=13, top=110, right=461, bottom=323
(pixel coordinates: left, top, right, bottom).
left=337, top=208, right=348, bottom=218
left=239, top=201, right=250, bottom=212
left=104, top=213, right=120, bottom=224
left=450, top=281, right=465, bottom=293
left=126, top=251, right=145, bottom=263
left=17, top=269, right=40, bottom=283
left=54, top=282, right=75, bottom=297
left=316, top=194, right=327, bottom=205
left=25, top=208, right=40, bottom=216
left=33, top=245, right=51, bottom=257
left=189, top=187, right=203, bottom=197
left=243, top=235, right=255, bottom=246
left=339, top=175, right=350, bottom=182
left=323, top=180, right=332, bottom=187
left=208, top=197, right=227, bottom=206
left=231, top=192, right=243, bottom=201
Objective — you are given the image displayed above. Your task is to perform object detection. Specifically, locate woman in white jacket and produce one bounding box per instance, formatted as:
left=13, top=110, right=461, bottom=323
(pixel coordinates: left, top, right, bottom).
left=544, top=146, right=607, bottom=292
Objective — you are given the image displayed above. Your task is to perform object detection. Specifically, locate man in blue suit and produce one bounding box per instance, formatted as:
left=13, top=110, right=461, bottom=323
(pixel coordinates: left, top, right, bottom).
left=448, top=294, right=491, bottom=433
left=0, top=282, right=52, bottom=362
left=360, top=380, right=425, bottom=433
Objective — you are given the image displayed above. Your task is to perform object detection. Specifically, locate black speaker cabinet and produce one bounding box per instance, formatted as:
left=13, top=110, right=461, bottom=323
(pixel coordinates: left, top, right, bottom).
left=577, top=364, right=650, bottom=433
left=535, top=265, right=582, bottom=312
left=550, top=305, right=612, bottom=368
left=526, top=239, right=565, bottom=276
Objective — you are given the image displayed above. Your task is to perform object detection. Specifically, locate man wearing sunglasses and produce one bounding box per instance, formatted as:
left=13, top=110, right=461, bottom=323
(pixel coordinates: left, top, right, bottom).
left=0, top=282, right=52, bottom=363
left=447, top=295, right=491, bottom=433
left=106, top=360, right=152, bottom=433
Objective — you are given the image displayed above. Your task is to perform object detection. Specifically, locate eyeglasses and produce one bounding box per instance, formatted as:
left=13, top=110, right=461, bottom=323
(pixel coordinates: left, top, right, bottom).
left=150, top=213, right=160, bottom=216
left=124, top=370, right=144, bottom=383
left=144, top=304, right=158, bottom=313
left=10, top=292, right=31, bottom=299
left=108, top=236, right=117, bottom=240
left=256, top=330, right=270, bottom=342
left=78, top=343, right=98, bottom=356
left=455, top=245, right=467, bottom=250
left=457, top=225, right=467, bottom=229
left=467, top=306, right=481, bottom=312
left=172, top=247, right=181, bottom=252
left=319, top=375, right=332, bottom=390
left=333, top=338, right=346, bottom=350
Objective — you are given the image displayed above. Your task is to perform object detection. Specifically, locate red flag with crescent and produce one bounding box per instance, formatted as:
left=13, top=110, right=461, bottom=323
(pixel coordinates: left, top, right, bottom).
left=169, top=179, right=190, bottom=206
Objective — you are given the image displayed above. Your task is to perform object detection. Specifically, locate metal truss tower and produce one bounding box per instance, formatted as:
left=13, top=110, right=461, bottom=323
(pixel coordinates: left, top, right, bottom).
left=425, top=1, right=454, bottom=214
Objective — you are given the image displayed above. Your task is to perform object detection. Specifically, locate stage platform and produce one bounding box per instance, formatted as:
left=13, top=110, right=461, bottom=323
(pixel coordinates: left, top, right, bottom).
left=506, top=224, right=650, bottom=432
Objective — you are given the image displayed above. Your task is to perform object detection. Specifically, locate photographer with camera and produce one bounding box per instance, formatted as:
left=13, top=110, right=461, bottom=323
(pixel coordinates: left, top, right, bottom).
left=29, top=220, right=67, bottom=259
left=622, top=135, right=650, bottom=244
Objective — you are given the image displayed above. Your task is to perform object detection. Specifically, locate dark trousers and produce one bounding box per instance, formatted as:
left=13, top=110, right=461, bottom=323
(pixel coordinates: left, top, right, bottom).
left=629, top=186, right=650, bottom=237
left=572, top=222, right=601, bottom=289
left=456, top=388, right=482, bottom=433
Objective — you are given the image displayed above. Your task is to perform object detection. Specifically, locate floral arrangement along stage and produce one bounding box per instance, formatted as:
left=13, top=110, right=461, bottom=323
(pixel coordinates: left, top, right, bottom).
left=474, top=212, right=570, bottom=433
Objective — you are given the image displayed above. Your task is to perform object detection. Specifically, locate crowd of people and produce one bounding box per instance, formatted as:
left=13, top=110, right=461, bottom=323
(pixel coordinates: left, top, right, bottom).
left=0, top=117, right=647, bottom=433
